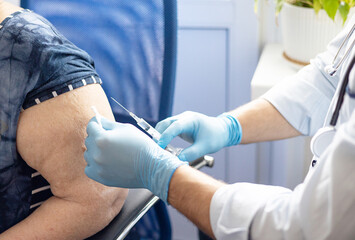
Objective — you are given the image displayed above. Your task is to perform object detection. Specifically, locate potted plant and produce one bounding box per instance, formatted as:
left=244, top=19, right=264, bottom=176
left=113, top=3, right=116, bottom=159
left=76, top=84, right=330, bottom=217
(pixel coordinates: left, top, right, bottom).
left=256, top=0, right=355, bottom=66
left=275, top=0, right=354, bottom=21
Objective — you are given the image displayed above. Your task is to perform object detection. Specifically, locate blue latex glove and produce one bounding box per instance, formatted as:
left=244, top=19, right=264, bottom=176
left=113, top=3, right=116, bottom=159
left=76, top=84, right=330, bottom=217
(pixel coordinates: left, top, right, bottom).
left=84, top=117, right=187, bottom=202
left=156, top=111, right=242, bottom=162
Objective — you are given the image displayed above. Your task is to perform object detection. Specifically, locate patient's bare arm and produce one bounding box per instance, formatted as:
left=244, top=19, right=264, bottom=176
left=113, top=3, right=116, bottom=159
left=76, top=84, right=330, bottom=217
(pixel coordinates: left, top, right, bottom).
left=2, top=85, right=128, bottom=239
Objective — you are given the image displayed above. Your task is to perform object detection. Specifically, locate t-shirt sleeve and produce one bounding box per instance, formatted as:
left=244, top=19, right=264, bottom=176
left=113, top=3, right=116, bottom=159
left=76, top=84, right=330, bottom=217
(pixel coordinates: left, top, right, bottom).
left=7, top=11, right=99, bottom=109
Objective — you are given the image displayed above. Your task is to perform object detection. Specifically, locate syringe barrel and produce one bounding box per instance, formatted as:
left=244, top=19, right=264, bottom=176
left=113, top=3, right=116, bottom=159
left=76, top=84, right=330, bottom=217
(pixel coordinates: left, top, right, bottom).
left=146, top=127, right=162, bottom=142
left=165, top=144, right=183, bottom=156
left=136, top=119, right=182, bottom=156
left=147, top=128, right=182, bottom=156
left=111, top=99, right=184, bottom=155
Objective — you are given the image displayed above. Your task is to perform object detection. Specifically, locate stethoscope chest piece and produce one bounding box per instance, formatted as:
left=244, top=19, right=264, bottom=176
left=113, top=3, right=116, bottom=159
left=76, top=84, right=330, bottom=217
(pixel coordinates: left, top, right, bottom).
left=310, top=126, right=336, bottom=159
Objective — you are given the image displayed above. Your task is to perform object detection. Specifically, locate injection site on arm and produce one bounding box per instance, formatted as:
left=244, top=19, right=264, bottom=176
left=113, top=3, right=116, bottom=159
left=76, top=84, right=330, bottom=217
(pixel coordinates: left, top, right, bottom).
left=110, top=97, right=182, bottom=156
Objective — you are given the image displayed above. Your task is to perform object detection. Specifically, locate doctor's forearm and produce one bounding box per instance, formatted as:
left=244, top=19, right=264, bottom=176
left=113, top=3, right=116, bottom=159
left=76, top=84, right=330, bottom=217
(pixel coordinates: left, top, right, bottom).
left=228, top=98, right=301, bottom=144
left=168, top=165, right=225, bottom=238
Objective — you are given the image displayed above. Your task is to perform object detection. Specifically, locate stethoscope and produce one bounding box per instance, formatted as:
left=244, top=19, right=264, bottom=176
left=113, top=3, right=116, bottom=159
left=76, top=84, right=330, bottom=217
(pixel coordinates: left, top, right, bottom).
left=310, top=23, right=355, bottom=167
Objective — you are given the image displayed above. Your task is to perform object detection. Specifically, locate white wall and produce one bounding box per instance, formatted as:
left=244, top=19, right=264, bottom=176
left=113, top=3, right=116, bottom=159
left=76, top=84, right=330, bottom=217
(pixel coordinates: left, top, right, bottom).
left=254, top=1, right=313, bottom=190
left=256, top=0, right=282, bottom=48
left=170, top=0, right=259, bottom=239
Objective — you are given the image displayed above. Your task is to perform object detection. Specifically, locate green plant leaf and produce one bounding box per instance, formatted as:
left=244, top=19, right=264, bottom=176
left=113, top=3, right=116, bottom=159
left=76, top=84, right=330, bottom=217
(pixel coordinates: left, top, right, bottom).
left=313, top=0, right=322, bottom=13
left=339, top=1, right=350, bottom=23
left=323, top=0, right=339, bottom=20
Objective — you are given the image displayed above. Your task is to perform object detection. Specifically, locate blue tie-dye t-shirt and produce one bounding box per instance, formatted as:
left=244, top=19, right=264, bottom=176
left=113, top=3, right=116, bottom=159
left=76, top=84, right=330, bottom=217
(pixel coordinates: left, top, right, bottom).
left=0, top=9, right=101, bottom=232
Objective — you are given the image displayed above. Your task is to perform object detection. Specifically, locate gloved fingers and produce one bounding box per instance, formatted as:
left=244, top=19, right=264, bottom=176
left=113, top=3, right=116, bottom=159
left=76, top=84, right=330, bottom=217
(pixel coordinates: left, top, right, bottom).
left=155, top=116, right=178, bottom=133
left=177, top=142, right=207, bottom=162
left=116, top=123, right=152, bottom=144
left=100, top=116, right=118, bottom=131
left=158, top=117, right=198, bottom=148
left=157, top=120, right=187, bottom=148
left=87, top=117, right=104, bottom=137
left=84, top=139, right=103, bottom=166
left=155, top=111, right=192, bottom=133
left=84, top=136, right=98, bottom=161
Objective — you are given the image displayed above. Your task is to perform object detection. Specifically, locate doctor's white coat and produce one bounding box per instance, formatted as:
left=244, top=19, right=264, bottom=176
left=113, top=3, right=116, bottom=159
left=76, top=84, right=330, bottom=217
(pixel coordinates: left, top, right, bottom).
left=210, top=16, right=355, bottom=240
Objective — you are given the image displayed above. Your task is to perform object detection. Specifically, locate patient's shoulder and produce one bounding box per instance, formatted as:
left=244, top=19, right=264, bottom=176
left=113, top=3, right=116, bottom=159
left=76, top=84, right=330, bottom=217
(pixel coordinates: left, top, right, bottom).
left=17, top=84, right=119, bottom=198
left=15, top=83, right=127, bottom=236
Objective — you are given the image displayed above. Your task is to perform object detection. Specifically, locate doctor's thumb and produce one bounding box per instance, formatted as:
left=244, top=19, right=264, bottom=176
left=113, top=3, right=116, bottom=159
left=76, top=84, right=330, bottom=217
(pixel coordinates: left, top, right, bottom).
left=157, top=133, right=175, bottom=149
left=178, top=146, right=204, bottom=163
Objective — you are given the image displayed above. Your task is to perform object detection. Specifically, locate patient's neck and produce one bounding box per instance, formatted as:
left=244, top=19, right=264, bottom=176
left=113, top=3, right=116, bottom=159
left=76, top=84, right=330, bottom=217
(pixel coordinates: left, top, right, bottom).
left=0, top=1, right=23, bottom=24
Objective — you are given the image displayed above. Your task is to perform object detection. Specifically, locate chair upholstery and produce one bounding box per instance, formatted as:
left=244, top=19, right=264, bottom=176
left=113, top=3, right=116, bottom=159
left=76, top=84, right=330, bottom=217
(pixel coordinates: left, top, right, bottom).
left=21, top=0, right=177, bottom=126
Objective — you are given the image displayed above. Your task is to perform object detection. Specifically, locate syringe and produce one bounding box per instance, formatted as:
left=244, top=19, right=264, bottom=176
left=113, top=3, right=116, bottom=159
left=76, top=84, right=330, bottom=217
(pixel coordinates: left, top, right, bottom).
left=111, top=97, right=183, bottom=156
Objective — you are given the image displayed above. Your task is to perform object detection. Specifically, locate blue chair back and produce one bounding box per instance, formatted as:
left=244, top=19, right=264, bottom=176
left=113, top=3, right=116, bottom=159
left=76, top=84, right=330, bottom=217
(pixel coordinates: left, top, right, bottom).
left=21, top=0, right=177, bottom=239
left=21, top=0, right=177, bottom=126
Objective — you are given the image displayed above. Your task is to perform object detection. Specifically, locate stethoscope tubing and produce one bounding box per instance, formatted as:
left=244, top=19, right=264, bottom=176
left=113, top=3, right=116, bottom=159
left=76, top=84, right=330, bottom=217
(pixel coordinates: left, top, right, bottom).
left=330, top=53, right=355, bottom=126
left=312, top=27, right=355, bottom=161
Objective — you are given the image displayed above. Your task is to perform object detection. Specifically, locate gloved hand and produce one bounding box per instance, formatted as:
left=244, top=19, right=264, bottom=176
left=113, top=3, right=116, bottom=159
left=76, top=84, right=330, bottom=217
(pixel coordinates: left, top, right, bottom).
left=84, top=117, right=187, bottom=202
left=156, top=111, right=242, bottom=162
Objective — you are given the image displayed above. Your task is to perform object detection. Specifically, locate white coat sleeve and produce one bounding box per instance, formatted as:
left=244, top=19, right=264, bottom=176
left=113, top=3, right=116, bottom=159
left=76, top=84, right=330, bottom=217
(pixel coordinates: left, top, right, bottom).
left=262, top=17, right=355, bottom=136
left=210, top=110, right=355, bottom=240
